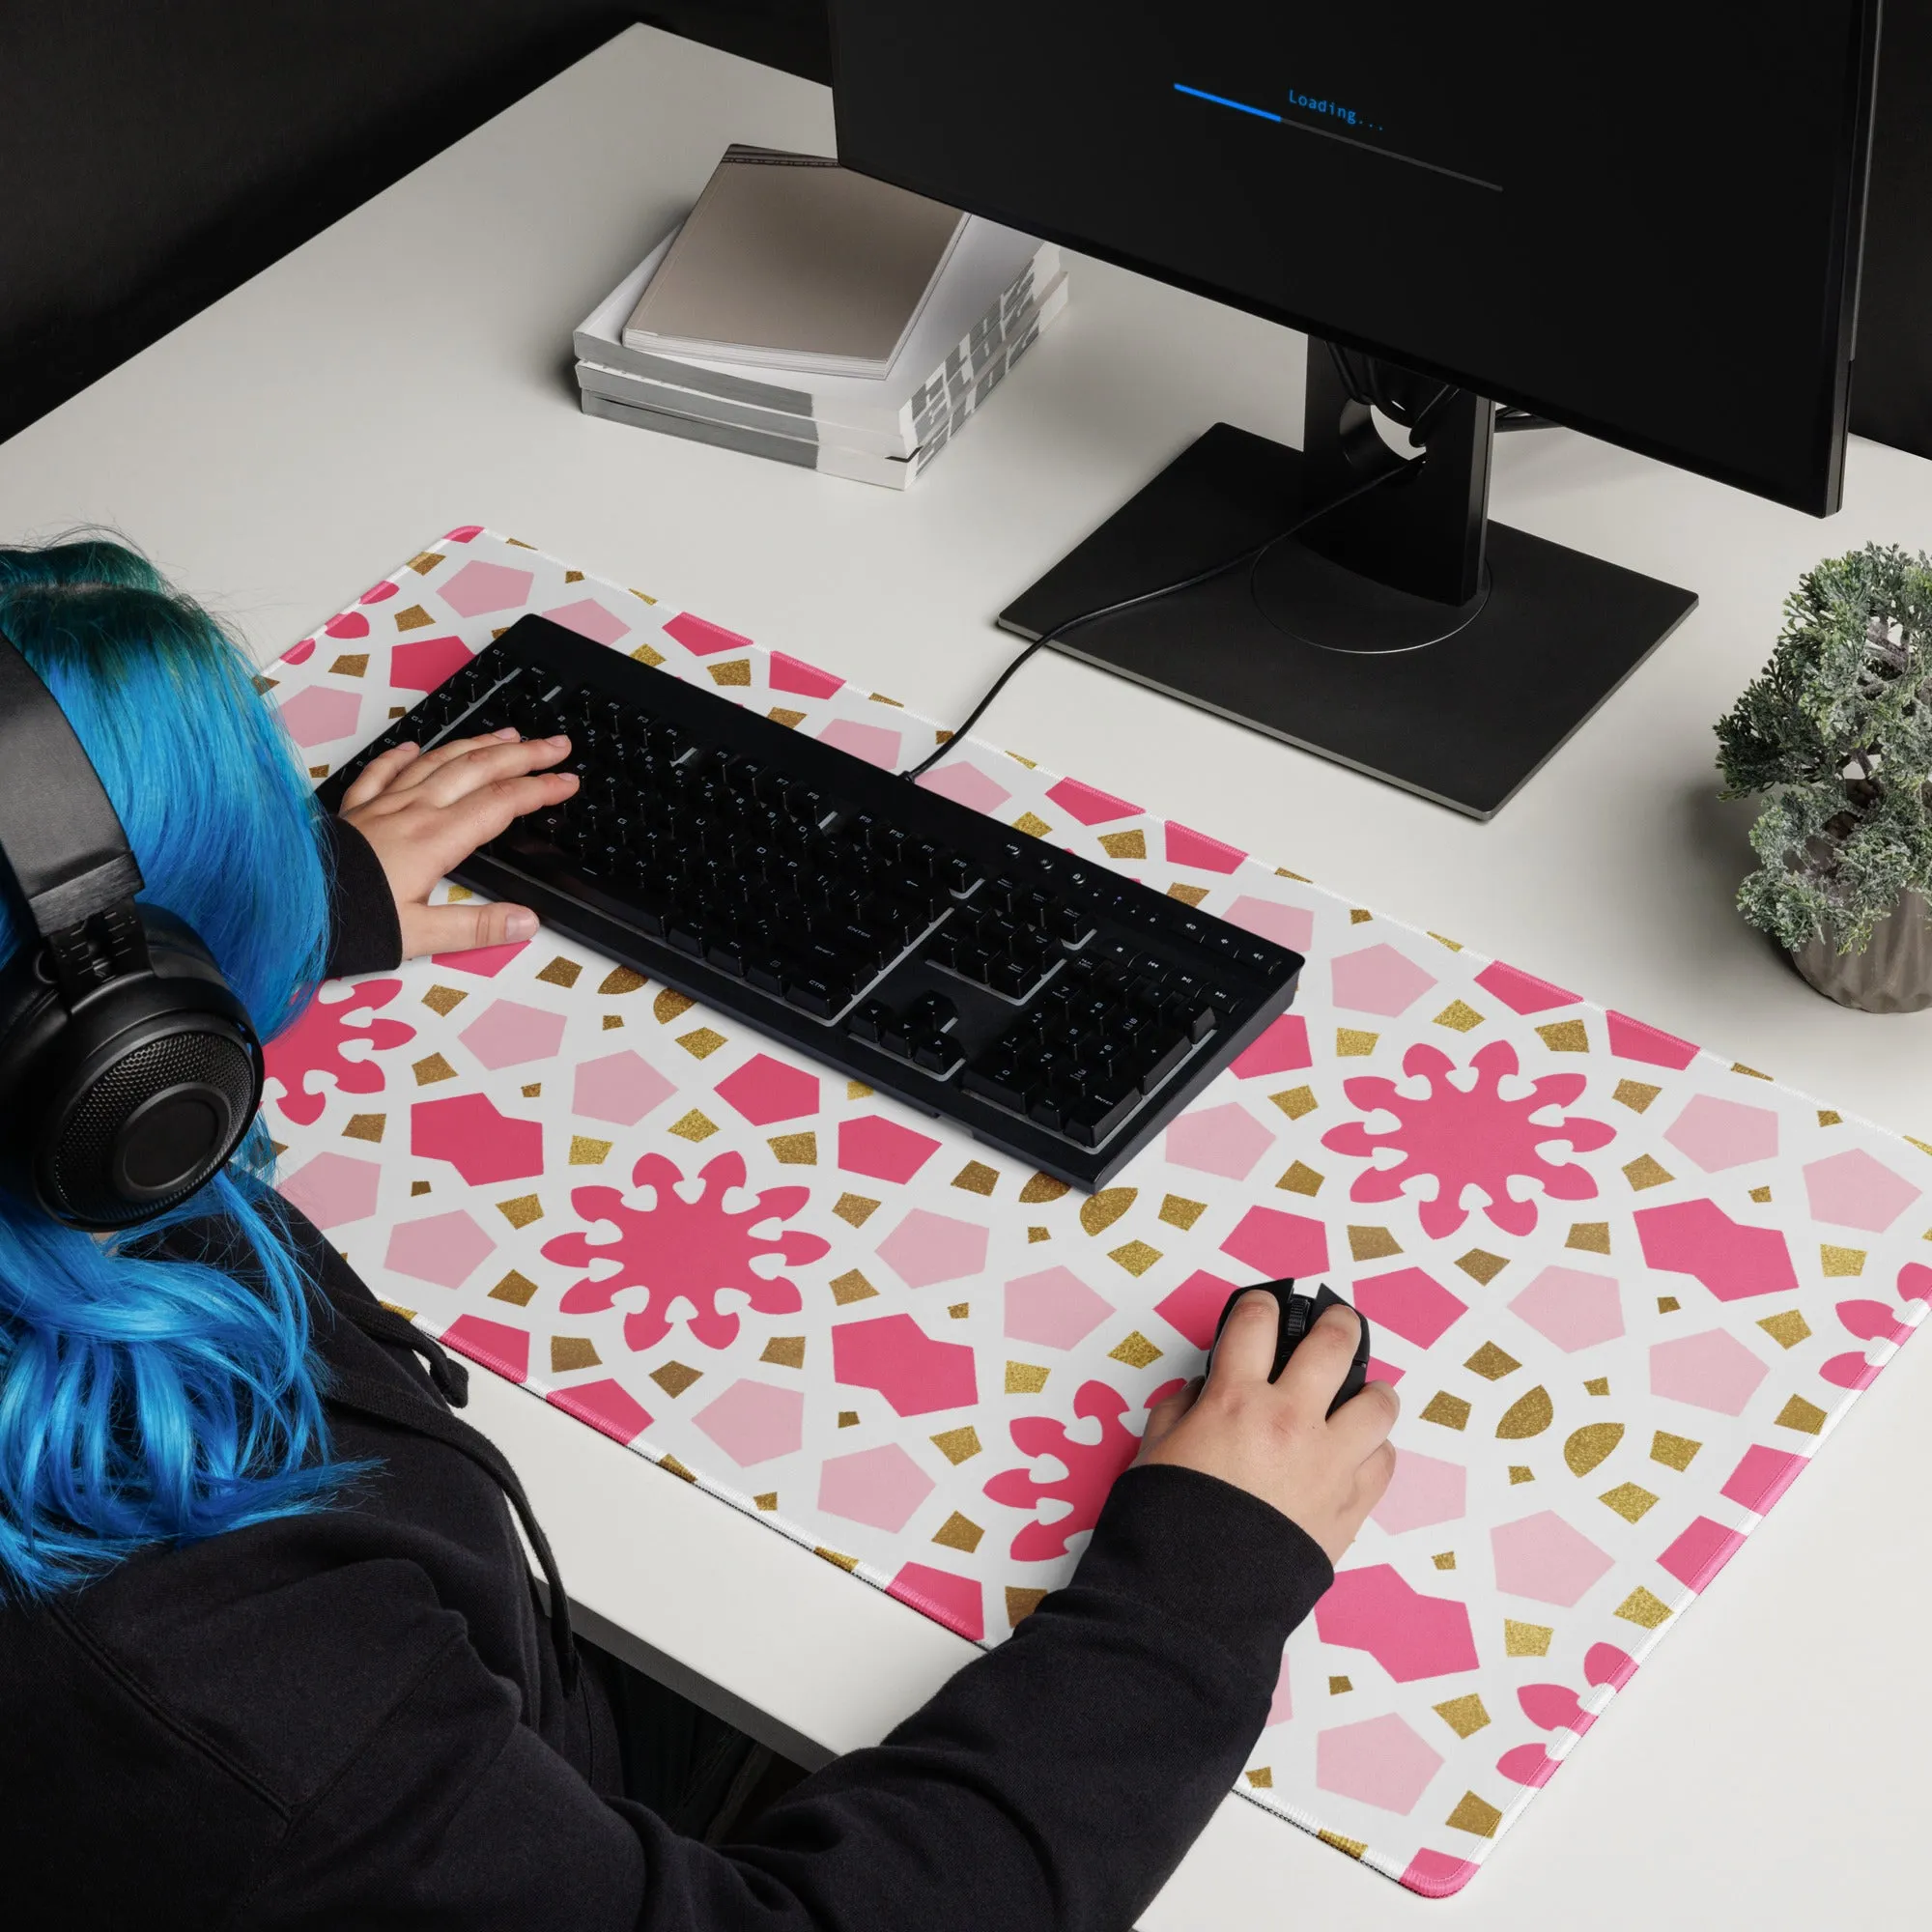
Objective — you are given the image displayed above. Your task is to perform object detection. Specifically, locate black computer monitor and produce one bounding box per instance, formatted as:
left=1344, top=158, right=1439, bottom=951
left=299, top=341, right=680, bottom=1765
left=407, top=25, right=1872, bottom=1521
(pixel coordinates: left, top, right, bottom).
left=829, top=5, right=1884, bottom=817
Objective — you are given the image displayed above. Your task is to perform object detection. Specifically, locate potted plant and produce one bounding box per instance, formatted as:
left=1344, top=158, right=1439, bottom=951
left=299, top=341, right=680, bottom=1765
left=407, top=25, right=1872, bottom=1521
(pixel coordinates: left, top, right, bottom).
left=1716, top=542, right=1932, bottom=1013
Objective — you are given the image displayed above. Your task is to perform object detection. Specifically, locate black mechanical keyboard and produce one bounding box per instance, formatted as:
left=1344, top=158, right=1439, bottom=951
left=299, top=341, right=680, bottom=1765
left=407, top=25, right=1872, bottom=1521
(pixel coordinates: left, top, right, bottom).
left=318, top=614, right=1305, bottom=1186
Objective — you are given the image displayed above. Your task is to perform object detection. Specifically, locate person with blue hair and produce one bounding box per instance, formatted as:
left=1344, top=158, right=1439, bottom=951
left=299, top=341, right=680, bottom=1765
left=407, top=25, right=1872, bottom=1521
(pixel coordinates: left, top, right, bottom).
left=0, top=539, right=1396, bottom=1930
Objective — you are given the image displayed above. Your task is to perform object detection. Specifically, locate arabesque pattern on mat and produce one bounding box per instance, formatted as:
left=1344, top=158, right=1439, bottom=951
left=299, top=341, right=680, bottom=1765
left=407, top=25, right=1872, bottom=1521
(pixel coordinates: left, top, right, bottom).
left=264, top=528, right=1932, bottom=1896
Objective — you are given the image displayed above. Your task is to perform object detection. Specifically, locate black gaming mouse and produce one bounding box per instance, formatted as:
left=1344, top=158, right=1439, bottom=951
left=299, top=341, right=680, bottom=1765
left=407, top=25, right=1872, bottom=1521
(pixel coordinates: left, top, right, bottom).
left=1211, top=1281, right=1373, bottom=1416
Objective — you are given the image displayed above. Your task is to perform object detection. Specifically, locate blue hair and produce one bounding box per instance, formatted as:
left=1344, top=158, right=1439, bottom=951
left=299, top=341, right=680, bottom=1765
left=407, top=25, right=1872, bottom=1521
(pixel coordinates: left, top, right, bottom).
left=0, top=537, right=356, bottom=1598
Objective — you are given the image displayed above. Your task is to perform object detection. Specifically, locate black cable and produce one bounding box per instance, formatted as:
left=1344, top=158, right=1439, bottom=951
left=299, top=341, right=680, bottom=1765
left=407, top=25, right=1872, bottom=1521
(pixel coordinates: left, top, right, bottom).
left=900, top=460, right=1408, bottom=784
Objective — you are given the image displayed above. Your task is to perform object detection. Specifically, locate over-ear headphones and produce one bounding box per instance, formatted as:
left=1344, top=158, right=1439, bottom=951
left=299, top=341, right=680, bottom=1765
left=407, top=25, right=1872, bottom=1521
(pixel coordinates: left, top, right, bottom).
left=0, top=631, right=263, bottom=1232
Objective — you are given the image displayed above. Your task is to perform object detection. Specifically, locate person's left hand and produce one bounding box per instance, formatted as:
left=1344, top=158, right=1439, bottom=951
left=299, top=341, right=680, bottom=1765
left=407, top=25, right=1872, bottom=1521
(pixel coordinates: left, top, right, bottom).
left=338, top=727, right=579, bottom=957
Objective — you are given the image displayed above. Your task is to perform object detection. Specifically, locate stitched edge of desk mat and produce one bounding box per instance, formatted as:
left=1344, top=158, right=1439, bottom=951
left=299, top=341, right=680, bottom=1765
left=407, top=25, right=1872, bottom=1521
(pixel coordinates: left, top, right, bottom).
left=264, top=526, right=1932, bottom=1898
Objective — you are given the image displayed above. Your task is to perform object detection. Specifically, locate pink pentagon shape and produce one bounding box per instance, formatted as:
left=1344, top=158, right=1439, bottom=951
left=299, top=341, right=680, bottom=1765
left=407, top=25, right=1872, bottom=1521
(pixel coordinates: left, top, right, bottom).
left=547, top=1378, right=653, bottom=1445
left=542, top=597, right=631, bottom=646
left=1228, top=1014, right=1311, bottom=1080
left=1662, top=1094, right=1781, bottom=1172
left=767, top=649, right=841, bottom=695
left=1221, top=895, right=1315, bottom=952
left=876, top=1208, right=989, bottom=1289
left=438, top=559, right=534, bottom=617
left=1803, top=1147, right=1922, bottom=1233
left=1164, top=822, right=1247, bottom=872
left=819, top=1442, right=936, bottom=1532
left=838, top=1115, right=941, bottom=1183
left=1490, top=1511, right=1615, bottom=1606
left=410, top=1094, right=545, bottom=1184
left=573, top=1050, right=677, bottom=1126
left=667, top=611, right=753, bottom=658
left=1351, top=1267, right=1468, bottom=1350
left=1649, top=1327, right=1770, bottom=1415
left=458, top=998, right=568, bottom=1070
left=818, top=718, right=903, bottom=769
left=1220, top=1206, right=1327, bottom=1279
left=1154, top=1268, right=1240, bottom=1350
left=276, top=685, right=363, bottom=749
left=432, top=938, right=530, bottom=977
left=1329, top=942, right=1438, bottom=1017
left=1369, top=1451, right=1468, bottom=1534
left=390, top=636, right=474, bottom=691
left=1720, top=1442, right=1808, bottom=1514
left=1315, top=1713, right=1445, bottom=1815
left=324, top=611, right=369, bottom=639
left=833, top=1313, right=979, bottom=1415
left=1401, top=1849, right=1481, bottom=1897
left=1634, top=1198, right=1798, bottom=1301
left=1004, top=1266, right=1115, bottom=1350
left=1163, top=1100, right=1276, bottom=1179
left=1366, top=1355, right=1406, bottom=1386
left=714, top=1052, right=820, bottom=1125
left=1264, top=1649, right=1293, bottom=1727
left=1473, top=960, right=1581, bottom=1014
left=917, top=760, right=1013, bottom=813
left=440, top=1315, right=530, bottom=1383
left=1657, top=1516, right=1747, bottom=1594
left=384, top=1208, right=497, bottom=1288
left=1506, top=1264, right=1625, bottom=1352
left=889, top=1561, right=984, bottom=1641
left=1315, top=1564, right=1479, bottom=1680
left=1044, top=776, right=1141, bottom=824
left=1606, top=1010, right=1699, bottom=1068
left=693, top=1378, right=806, bottom=1467
left=277, top=1151, right=382, bottom=1229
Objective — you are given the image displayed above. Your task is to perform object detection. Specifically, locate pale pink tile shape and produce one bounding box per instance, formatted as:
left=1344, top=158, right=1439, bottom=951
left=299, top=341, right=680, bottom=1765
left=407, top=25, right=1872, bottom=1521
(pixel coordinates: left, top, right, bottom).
left=384, top=1209, right=497, bottom=1288
left=1803, top=1148, right=1922, bottom=1232
left=1491, top=1511, right=1615, bottom=1606
left=459, top=999, right=568, bottom=1070
left=818, top=1443, right=935, bottom=1531
left=438, top=559, right=534, bottom=616
left=1164, top=1101, right=1276, bottom=1179
left=693, top=1378, right=805, bottom=1467
left=573, top=1050, right=677, bottom=1126
left=276, top=686, right=363, bottom=749
left=1663, top=1094, right=1780, bottom=1172
left=1004, top=1266, right=1115, bottom=1350
left=1316, top=1714, right=1444, bottom=1815
left=1370, top=1450, right=1468, bottom=1534
left=1649, top=1328, right=1771, bottom=1415
left=1222, top=895, right=1315, bottom=953
left=917, top=760, right=1012, bottom=813
left=819, top=718, right=904, bottom=769
left=542, top=597, right=632, bottom=645
left=1507, top=1265, right=1625, bottom=1352
left=278, top=1150, right=382, bottom=1228
left=875, top=1208, right=989, bottom=1289
left=1329, top=942, right=1438, bottom=1017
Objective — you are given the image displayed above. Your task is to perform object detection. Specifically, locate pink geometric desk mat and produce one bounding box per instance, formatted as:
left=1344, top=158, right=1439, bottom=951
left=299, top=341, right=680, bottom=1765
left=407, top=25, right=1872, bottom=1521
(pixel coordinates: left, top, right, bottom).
left=264, top=527, right=1932, bottom=1896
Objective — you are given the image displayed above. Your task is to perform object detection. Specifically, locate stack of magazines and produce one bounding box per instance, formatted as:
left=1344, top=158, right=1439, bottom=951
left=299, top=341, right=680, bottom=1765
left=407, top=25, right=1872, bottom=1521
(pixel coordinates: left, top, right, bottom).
left=574, top=146, right=1067, bottom=489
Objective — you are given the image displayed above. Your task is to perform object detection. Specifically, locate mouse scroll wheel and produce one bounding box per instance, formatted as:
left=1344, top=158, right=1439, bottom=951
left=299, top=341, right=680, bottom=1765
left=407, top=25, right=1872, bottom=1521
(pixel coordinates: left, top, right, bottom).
left=1282, top=1297, right=1314, bottom=1343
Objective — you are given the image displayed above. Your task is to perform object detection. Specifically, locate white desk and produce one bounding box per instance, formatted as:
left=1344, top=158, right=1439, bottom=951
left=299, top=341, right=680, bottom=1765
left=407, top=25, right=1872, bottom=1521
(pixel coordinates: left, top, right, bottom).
left=8, top=25, right=1932, bottom=1926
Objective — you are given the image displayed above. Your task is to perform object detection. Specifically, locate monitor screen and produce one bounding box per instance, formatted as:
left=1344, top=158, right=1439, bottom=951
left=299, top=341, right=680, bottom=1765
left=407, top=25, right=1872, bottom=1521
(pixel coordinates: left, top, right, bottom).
left=830, top=4, right=1880, bottom=514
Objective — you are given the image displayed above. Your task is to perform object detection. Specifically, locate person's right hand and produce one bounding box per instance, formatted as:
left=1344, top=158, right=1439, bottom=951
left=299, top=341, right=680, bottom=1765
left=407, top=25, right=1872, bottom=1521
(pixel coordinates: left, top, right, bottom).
left=1136, top=1293, right=1399, bottom=1563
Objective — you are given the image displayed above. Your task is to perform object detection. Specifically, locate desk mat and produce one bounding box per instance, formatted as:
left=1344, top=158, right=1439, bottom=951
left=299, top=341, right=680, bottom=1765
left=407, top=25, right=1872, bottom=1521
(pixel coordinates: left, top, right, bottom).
left=264, top=527, right=1932, bottom=1896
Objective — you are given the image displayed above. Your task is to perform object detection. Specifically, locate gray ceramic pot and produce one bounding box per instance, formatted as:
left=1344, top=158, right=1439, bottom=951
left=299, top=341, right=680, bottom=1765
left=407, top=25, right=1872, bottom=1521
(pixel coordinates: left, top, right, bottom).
left=1790, top=889, right=1932, bottom=1013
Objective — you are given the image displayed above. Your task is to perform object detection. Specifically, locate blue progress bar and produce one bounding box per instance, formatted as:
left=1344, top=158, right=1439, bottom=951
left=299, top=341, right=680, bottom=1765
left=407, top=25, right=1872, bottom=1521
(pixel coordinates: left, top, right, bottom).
left=1174, top=82, right=1282, bottom=124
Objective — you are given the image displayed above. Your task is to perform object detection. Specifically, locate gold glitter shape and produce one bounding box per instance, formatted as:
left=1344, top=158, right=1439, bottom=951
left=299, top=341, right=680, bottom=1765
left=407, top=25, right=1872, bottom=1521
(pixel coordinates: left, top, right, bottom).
left=1006, top=1586, right=1048, bottom=1626
left=536, top=955, right=582, bottom=989
left=407, top=551, right=444, bottom=575
left=952, top=1160, right=999, bottom=1196
left=1567, top=1221, right=1611, bottom=1254
left=753, top=1492, right=778, bottom=1510
left=379, top=1300, right=416, bottom=1321
left=667, top=1110, right=718, bottom=1142
left=833, top=1193, right=881, bottom=1227
left=1612, top=1079, right=1662, bottom=1114
left=1732, top=1062, right=1772, bottom=1080
left=1614, top=1586, right=1672, bottom=1629
left=1464, top=1342, right=1520, bottom=1380
left=551, top=1336, right=600, bottom=1373
left=421, top=983, right=468, bottom=1015
left=930, top=1426, right=981, bottom=1464
left=497, top=1193, right=542, bottom=1228
left=649, top=1361, right=702, bottom=1398
left=1097, top=830, right=1147, bottom=860
left=1758, top=1309, right=1811, bottom=1349
left=1749, top=1183, right=1774, bottom=1203
left=1433, top=999, right=1485, bottom=1033
left=1821, top=1243, right=1866, bottom=1277
left=1509, top=1464, right=1535, bottom=1484
left=1421, top=1391, right=1472, bottom=1431
left=768, top=1132, right=817, bottom=1164
left=1269, top=1085, right=1318, bottom=1121
left=1012, top=812, right=1052, bottom=838
left=1583, top=1376, right=1611, bottom=1396
left=1159, top=1194, right=1207, bottom=1230
left=410, top=1179, right=431, bottom=1196
left=1276, top=1160, right=1323, bottom=1197
left=1020, top=1172, right=1070, bottom=1204
left=1329, top=1675, right=1353, bottom=1694
left=1006, top=1361, right=1050, bottom=1395
left=599, top=966, right=647, bottom=995
left=1245, top=1767, right=1274, bottom=1789
left=1776, top=1394, right=1828, bottom=1435
left=631, top=639, right=668, bottom=668
left=1348, top=1225, right=1403, bottom=1261
left=707, top=658, right=752, bottom=687
left=1350, top=909, right=1374, bottom=924
left=412, top=1052, right=457, bottom=1085
left=569, top=1136, right=612, bottom=1165
left=1651, top=1431, right=1702, bottom=1470
left=444, top=886, right=474, bottom=903
left=830, top=1269, right=878, bottom=1305
left=1166, top=883, right=1210, bottom=907
left=1445, top=1792, right=1503, bottom=1838
left=1434, top=1695, right=1492, bottom=1739
left=1496, top=1385, right=1554, bottom=1438
left=1657, top=1295, right=1681, bottom=1313
left=932, top=1512, right=983, bottom=1554
left=489, top=1269, right=540, bottom=1307
left=653, top=989, right=696, bottom=1024
left=815, top=1548, right=859, bottom=1572
left=1600, top=1481, right=1659, bottom=1522
left=328, top=651, right=369, bottom=677
left=868, top=692, right=903, bottom=706
left=1109, top=1240, right=1161, bottom=1277
left=838, top=1410, right=860, bottom=1428
left=1818, top=1109, right=1842, bottom=1126
left=1536, top=1018, right=1590, bottom=1052
left=1006, top=751, right=1038, bottom=768
left=1505, top=1619, right=1553, bottom=1656
left=1028, top=1226, right=1050, bottom=1242
left=1080, top=1187, right=1137, bottom=1236
left=675, top=1027, right=727, bottom=1060
left=1564, top=1422, right=1624, bottom=1475
left=759, top=1336, right=806, bottom=1369
left=601, top=1014, right=624, bottom=1030
left=342, top=1113, right=385, bottom=1143
left=1457, top=1248, right=1508, bottom=1285
left=949, top=1303, right=969, bottom=1319
left=393, top=604, right=434, bottom=631
left=767, top=707, right=806, bottom=728
left=1624, top=1154, right=1673, bottom=1190
left=1108, top=1330, right=1163, bottom=1368
left=1336, top=1028, right=1379, bottom=1057
left=1318, top=1831, right=1368, bottom=1860
left=1433, top=1551, right=1457, bottom=1570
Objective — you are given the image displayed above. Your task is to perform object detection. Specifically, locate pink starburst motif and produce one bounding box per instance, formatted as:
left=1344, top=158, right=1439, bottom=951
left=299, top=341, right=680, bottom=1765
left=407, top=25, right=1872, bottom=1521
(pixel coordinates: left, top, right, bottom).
left=983, top=1379, right=1141, bottom=1561
left=1321, top=1039, right=1615, bottom=1239
left=541, top=1150, right=830, bottom=1352
left=264, top=979, right=415, bottom=1127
